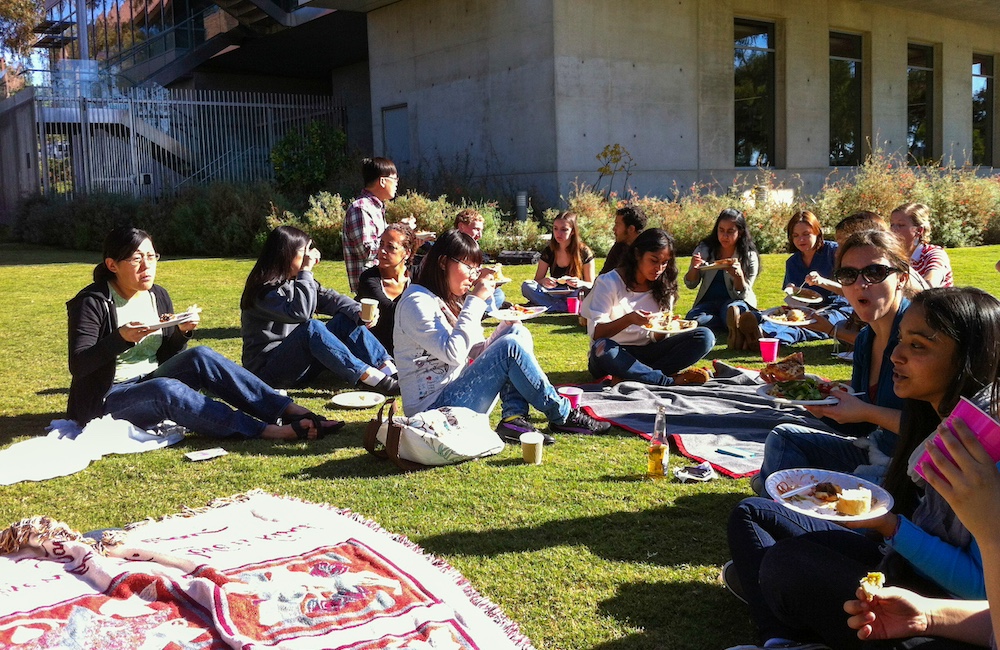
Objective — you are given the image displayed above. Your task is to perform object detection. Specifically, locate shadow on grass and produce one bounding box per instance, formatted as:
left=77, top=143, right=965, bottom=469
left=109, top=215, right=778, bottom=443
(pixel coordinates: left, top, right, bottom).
left=36, top=387, right=69, bottom=396
left=591, top=580, right=752, bottom=649
left=0, top=413, right=65, bottom=445
left=192, top=327, right=241, bottom=341
left=416, top=491, right=746, bottom=568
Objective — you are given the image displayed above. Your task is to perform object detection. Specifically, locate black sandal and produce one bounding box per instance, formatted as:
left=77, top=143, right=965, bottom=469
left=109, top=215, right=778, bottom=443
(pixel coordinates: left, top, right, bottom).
left=304, top=412, right=345, bottom=439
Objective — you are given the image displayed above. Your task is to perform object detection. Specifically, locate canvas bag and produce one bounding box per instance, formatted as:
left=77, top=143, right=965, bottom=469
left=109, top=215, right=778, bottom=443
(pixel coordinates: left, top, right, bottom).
left=363, top=399, right=504, bottom=471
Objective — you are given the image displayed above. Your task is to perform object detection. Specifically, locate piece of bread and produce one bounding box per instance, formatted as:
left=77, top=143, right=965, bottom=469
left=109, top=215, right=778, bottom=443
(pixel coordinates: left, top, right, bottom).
left=836, top=487, right=872, bottom=516
left=760, top=352, right=806, bottom=383
left=859, top=571, right=885, bottom=600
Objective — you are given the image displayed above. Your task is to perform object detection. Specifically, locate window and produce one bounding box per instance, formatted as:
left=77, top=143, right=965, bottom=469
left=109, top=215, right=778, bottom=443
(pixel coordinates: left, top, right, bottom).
left=829, top=32, right=863, bottom=166
left=907, top=44, right=935, bottom=162
left=734, top=19, right=775, bottom=167
left=973, top=54, right=994, bottom=166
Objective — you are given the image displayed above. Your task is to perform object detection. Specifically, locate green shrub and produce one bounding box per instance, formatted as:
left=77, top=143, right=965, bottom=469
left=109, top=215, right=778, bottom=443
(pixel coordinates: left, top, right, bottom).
left=15, top=192, right=149, bottom=250
left=270, top=121, right=349, bottom=197
left=265, top=191, right=346, bottom=256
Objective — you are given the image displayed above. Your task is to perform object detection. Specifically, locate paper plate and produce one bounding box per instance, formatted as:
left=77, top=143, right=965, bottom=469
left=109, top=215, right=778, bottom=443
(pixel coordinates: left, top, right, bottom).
left=697, top=262, right=731, bottom=272
left=756, top=375, right=840, bottom=406
left=641, top=318, right=699, bottom=336
left=124, top=312, right=196, bottom=331
left=784, top=290, right=824, bottom=306
left=542, top=286, right=576, bottom=296
left=765, top=468, right=893, bottom=522
left=488, top=306, right=548, bottom=321
left=761, top=306, right=816, bottom=326
left=327, top=391, right=387, bottom=409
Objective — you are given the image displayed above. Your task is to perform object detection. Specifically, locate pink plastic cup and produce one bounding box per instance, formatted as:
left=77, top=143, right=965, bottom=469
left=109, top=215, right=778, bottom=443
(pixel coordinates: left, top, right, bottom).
left=558, top=386, right=583, bottom=409
left=915, top=397, right=1000, bottom=480
left=758, top=338, right=780, bottom=364
left=566, top=296, right=580, bottom=314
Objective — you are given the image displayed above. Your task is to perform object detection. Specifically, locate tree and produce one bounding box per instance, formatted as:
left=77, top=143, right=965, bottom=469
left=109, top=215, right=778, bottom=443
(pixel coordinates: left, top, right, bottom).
left=0, top=0, right=44, bottom=57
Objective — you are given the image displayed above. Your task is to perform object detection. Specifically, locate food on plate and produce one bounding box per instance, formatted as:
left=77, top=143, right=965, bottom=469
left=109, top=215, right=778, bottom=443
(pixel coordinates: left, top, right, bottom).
left=767, top=305, right=809, bottom=323
left=642, top=313, right=697, bottom=333
left=554, top=276, right=571, bottom=285
left=859, top=572, right=885, bottom=600
left=511, top=304, right=534, bottom=314
left=789, top=288, right=822, bottom=302
left=836, top=487, right=872, bottom=516
left=482, top=264, right=508, bottom=283
left=760, top=352, right=805, bottom=383
left=813, top=481, right=842, bottom=502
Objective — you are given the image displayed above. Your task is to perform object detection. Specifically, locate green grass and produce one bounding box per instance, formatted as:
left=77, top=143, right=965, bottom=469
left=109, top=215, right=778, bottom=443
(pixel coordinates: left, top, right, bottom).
left=2, top=243, right=1000, bottom=649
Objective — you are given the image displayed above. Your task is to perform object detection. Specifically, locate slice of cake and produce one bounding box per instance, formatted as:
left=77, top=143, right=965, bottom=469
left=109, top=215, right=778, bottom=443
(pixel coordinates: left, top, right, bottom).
left=836, top=487, right=872, bottom=516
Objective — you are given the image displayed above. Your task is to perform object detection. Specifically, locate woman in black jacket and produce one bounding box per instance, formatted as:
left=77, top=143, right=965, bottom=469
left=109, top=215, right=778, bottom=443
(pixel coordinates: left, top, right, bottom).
left=67, top=226, right=338, bottom=440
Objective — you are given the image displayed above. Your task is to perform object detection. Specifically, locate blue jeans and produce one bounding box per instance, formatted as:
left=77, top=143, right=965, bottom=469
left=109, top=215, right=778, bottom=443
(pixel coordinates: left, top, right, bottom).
left=685, top=298, right=752, bottom=331
left=757, top=307, right=851, bottom=345
left=587, top=327, right=716, bottom=385
left=728, top=497, right=866, bottom=642
left=257, top=314, right=391, bottom=388
left=103, top=346, right=292, bottom=439
left=521, top=280, right=571, bottom=313
left=430, top=325, right=571, bottom=423
left=485, top=287, right=507, bottom=312
left=759, top=423, right=870, bottom=483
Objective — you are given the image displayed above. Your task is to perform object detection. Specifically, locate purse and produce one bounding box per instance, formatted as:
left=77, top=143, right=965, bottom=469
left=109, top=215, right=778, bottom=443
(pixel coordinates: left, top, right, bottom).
left=363, top=399, right=504, bottom=471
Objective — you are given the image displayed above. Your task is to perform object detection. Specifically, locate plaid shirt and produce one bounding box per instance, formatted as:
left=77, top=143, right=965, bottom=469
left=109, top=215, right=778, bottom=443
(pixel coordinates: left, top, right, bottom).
left=342, top=189, right=386, bottom=292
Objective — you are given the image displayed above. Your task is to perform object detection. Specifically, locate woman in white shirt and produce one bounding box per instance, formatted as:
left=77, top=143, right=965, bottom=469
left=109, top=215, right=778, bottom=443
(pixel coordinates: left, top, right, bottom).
left=581, top=228, right=715, bottom=386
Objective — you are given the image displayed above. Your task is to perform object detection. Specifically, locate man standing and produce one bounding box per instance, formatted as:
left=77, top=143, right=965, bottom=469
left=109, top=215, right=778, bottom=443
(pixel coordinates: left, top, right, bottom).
left=600, top=205, right=647, bottom=274
left=343, top=157, right=398, bottom=292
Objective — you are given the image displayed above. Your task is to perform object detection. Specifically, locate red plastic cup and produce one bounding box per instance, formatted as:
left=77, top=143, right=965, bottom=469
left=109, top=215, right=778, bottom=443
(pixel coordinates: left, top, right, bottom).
left=915, top=397, right=1000, bottom=480
left=759, top=337, right=779, bottom=364
left=566, top=296, right=580, bottom=314
left=558, top=386, right=583, bottom=409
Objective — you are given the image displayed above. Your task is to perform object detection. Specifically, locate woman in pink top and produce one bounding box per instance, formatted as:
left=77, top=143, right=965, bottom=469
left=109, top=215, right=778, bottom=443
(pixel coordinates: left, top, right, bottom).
left=890, top=203, right=954, bottom=288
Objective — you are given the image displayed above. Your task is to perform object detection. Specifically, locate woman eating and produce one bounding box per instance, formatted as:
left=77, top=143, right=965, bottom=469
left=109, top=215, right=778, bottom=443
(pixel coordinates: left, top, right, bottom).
left=356, top=223, right=417, bottom=355
left=68, top=227, right=338, bottom=441
left=581, top=228, right=714, bottom=386
left=521, top=211, right=596, bottom=312
left=394, top=229, right=611, bottom=445
left=684, top=208, right=760, bottom=331
left=241, top=226, right=399, bottom=395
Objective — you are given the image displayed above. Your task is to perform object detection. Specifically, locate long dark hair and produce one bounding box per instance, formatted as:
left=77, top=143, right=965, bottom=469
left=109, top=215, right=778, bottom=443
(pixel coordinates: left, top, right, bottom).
left=618, top=228, right=678, bottom=309
left=547, top=211, right=591, bottom=279
left=416, top=229, right=483, bottom=315
left=882, top=287, right=1000, bottom=515
left=701, top=208, right=757, bottom=270
left=240, top=226, right=312, bottom=310
left=94, top=226, right=151, bottom=283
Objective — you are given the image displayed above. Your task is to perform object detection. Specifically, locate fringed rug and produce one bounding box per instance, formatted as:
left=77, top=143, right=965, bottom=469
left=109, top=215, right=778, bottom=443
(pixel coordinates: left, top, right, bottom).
left=0, top=491, right=534, bottom=649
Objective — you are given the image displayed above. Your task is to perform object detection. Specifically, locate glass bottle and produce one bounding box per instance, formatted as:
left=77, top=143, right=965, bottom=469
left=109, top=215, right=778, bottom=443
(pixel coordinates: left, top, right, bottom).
left=647, top=405, right=668, bottom=479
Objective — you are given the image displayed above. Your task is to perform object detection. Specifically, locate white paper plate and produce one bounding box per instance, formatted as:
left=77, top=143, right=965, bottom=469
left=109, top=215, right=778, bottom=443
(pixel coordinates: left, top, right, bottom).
left=765, top=468, right=893, bottom=522
left=756, top=375, right=840, bottom=406
left=327, top=391, right=387, bottom=409
left=785, top=291, right=824, bottom=306
left=641, top=318, right=699, bottom=336
left=542, top=286, right=576, bottom=296
left=124, top=312, right=196, bottom=331
left=761, top=306, right=816, bottom=326
left=488, top=306, right=548, bottom=321
left=833, top=351, right=855, bottom=361
left=697, top=262, right=731, bottom=272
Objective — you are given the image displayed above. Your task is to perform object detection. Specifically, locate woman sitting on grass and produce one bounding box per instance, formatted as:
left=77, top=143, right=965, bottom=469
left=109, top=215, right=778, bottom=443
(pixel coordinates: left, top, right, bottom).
left=683, top=208, right=760, bottom=331
left=355, top=223, right=417, bottom=355
left=580, top=228, right=714, bottom=386
left=241, top=226, right=399, bottom=395
left=68, top=227, right=338, bottom=441
left=890, top=202, right=954, bottom=289
left=394, top=229, right=611, bottom=445
left=723, top=286, right=1000, bottom=650
left=521, top=211, right=595, bottom=313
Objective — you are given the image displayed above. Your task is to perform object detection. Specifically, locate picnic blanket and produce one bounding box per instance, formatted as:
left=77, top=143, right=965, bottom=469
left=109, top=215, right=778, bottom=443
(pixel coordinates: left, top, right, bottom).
left=579, top=363, right=837, bottom=478
left=0, top=491, right=533, bottom=649
left=0, top=416, right=185, bottom=486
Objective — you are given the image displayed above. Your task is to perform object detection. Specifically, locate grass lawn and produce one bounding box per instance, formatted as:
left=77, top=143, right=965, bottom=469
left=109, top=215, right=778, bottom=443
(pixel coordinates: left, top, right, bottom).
left=2, top=241, right=1000, bottom=649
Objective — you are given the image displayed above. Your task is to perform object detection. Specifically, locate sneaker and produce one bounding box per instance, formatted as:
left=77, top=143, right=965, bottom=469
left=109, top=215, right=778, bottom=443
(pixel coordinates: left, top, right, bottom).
left=750, top=473, right=767, bottom=497
left=497, top=416, right=555, bottom=445
left=725, top=644, right=831, bottom=650
left=550, top=408, right=612, bottom=435
left=370, top=375, right=401, bottom=396
left=720, top=560, right=748, bottom=604
left=727, top=304, right=744, bottom=350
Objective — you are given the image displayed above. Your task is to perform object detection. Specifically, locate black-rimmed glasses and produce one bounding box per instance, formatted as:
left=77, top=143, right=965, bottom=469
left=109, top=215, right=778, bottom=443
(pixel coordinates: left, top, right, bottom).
left=449, top=257, right=480, bottom=275
left=833, top=263, right=902, bottom=286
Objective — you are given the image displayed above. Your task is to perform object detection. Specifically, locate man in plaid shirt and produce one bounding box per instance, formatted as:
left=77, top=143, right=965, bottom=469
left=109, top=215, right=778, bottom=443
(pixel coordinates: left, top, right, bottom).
left=343, top=157, right=398, bottom=292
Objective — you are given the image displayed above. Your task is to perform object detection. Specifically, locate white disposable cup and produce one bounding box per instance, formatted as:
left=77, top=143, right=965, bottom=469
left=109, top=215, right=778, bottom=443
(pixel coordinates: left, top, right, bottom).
left=360, top=298, right=378, bottom=322
left=520, top=431, right=544, bottom=464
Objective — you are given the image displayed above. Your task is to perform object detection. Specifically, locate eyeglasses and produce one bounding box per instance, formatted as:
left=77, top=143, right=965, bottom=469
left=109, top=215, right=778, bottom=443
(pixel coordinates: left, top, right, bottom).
left=383, top=175, right=399, bottom=183
left=833, top=263, right=902, bottom=286
left=124, top=252, right=160, bottom=266
left=449, top=257, right=480, bottom=275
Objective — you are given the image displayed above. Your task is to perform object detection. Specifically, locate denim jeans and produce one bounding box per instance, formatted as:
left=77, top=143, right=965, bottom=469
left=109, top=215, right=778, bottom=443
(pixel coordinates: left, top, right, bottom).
left=485, top=286, right=507, bottom=312
left=758, top=307, right=851, bottom=345
left=759, top=423, right=870, bottom=483
left=430, top=325, right=571, bottom=422
left=685, top=298, right=752, bottom=331
left=521, top=280, right=570, bottom=312
left=257, top=313, right=391, bottom=388
left=727, top=497, right=866, bottom=642
left=587, top=327, right=716, bottom=385
left=103, top=346, right=292, bottom=439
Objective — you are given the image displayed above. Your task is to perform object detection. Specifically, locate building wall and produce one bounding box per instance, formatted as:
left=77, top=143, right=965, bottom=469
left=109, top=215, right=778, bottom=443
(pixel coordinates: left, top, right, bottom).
left=366, top=0, right=1000, bottom=207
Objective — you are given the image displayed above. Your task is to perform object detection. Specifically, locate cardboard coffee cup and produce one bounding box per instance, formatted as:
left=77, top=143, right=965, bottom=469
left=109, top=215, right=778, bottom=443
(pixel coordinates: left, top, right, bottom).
left=520, top=431, right=544, bottom=465
left=360, top=298, right=378, bottom=322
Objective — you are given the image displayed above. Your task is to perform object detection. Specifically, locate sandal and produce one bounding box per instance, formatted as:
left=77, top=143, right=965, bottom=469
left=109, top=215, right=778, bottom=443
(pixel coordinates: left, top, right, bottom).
left=289, top=412, right=345, bottom=440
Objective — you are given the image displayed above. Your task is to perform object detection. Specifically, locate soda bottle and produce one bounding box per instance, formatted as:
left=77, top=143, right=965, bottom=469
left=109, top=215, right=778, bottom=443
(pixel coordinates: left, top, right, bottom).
left=647, top=405, right=668, bottom=479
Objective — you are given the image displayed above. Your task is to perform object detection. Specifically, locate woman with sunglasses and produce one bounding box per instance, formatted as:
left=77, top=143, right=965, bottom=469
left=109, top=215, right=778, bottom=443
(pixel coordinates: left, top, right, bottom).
left=684, top=208, right=760, bottom=331
left=394, top=229, right=611, bottom=445
left=241, top=226, right=399, bottom=395
left=68, top=227, right=340, bottom=441
left=890, top=203, right=954, bottom=289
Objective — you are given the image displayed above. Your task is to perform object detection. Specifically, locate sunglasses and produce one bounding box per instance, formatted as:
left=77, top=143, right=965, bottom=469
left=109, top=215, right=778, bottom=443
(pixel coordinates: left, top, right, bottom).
left=833, top=263, right=902, bottom=286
